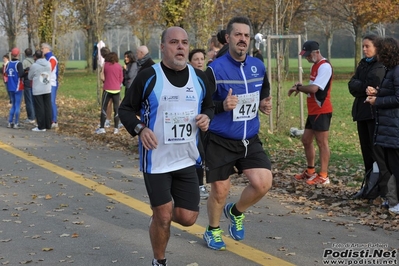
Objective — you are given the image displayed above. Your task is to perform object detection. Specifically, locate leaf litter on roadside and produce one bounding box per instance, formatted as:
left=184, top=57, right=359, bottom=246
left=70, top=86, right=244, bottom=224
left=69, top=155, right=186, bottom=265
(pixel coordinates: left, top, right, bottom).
left=42, top=96, right=399, bottom=231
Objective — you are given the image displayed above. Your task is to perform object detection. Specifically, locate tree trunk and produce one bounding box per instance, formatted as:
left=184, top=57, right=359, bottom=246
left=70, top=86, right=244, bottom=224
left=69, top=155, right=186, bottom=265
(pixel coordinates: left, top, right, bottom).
left=327, top=33, right=333, bottom=62
left=275, top=39, right=284, bottom=131
left=8, top=36, right=16, bottom=50
left=284, top=39, right=289, bottom=74
left=39, top=0, right=53, bottom=44
left=86, top=28, right=94, bottom=72
left=354, top=25, right=364, bottom=71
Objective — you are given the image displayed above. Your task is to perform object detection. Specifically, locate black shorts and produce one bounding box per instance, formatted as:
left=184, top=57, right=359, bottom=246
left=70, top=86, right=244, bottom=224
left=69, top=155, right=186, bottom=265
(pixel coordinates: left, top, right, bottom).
left=305, top=113, right=332, bottom=131
left=204, top=132, right=271, bottom=183
left=143, top=165, right=199, bottom=211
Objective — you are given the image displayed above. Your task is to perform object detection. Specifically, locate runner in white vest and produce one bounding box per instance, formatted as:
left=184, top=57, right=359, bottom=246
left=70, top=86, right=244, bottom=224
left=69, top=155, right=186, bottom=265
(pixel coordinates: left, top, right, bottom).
left=119, top=26, right=214, bottom=266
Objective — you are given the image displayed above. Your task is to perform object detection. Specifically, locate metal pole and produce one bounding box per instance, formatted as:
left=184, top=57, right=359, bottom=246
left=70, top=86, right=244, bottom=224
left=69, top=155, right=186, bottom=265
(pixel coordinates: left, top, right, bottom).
left=267, top=36, right=273, bottom=133
left=95, top=0, right=101, bottom=105
left=298, top=35, right=304, bottom=129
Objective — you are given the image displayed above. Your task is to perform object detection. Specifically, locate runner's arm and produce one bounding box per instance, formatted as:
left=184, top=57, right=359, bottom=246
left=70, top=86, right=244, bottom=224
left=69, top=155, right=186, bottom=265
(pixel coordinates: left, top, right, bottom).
left=119, top=68, right=156, bottom=137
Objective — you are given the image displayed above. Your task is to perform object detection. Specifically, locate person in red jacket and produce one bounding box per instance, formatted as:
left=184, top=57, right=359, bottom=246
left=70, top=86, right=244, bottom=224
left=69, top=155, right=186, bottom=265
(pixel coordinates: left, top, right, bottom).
left=288, top=40, right=333, bottom=185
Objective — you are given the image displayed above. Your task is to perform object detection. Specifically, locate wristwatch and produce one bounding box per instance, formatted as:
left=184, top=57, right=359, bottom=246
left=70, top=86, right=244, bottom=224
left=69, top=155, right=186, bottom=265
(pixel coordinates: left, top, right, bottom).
left=134, top=123, right=146, bottom=135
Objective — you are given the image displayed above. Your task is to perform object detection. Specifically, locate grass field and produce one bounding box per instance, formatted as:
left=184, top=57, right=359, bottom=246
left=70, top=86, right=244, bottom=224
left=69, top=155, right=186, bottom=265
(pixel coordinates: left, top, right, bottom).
left=65, top=58, right=356, bottom=72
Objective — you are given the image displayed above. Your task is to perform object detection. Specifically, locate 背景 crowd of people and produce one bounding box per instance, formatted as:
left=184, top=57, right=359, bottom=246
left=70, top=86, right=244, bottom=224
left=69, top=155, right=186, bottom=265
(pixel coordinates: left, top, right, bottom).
left=1, top=43, right=59, bottom=131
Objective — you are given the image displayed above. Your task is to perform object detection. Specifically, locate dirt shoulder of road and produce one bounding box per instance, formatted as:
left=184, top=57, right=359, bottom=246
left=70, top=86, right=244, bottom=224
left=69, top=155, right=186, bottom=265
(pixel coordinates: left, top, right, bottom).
left=2, top=94, right=398, bottom=231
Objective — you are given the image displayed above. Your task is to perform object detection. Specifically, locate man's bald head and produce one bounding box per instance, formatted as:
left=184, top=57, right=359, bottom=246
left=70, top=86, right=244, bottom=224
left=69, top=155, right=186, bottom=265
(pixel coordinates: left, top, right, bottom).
left=136, top=45, right=149, bottom=60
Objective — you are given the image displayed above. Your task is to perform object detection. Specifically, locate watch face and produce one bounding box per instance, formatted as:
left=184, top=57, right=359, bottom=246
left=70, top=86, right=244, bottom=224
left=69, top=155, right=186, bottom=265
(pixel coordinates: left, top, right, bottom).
left=135, top=124, right=144, bottom=134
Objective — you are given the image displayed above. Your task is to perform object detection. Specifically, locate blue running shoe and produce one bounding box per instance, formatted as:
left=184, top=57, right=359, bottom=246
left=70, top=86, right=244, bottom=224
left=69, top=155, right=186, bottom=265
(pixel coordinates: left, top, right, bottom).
left=224, top=203, right=245, bottom=241
left=203, top=228, right=226, bottom=250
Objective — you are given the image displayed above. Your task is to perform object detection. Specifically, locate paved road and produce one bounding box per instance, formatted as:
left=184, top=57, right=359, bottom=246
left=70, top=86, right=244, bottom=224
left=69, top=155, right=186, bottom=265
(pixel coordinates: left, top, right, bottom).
left=0, top=120, right=398, bottom=266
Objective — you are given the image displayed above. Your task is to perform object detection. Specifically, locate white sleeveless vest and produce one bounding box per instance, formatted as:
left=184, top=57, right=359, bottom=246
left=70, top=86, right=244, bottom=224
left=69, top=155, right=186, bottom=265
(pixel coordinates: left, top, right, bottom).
left=141, top=64, right=203, bottom=174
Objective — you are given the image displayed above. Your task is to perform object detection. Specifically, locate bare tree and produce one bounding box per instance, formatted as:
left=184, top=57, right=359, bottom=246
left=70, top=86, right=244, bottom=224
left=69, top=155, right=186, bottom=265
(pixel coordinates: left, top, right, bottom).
left=74, top=0, right=111, bottom=71
left=162, top=0, right=190, bottom=28
left=37, top=0, right=54, bottom=45
left=125, top=0, right=162, bottom=46
left=0, top=0, right=25, bottom=49
left=309, top=14, right=345, bottom=62
left=24, top=0, right=41, bottom=49
left=231, top=0, right=273, bottom=44
left=185, top=0, right=218, bottom=49
left=34, top=1, right=81, bottom=80
left=316, top=0, right=399, bottom=70
left=271, top=0, right=303, bottom=130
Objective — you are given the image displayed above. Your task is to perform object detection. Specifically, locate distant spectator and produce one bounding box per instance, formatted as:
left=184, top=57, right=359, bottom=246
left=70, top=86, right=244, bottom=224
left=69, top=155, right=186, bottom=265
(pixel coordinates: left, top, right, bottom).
left=365, top=37, right=399, bottom=214
left=348, top=34, right=392, bottom=206
left=206, top=35, right=223, bottom=65
left=288, top=40, right=333, bottom=185
left=2, top=54, right=10, bottom=105
left=95, top=52, right=123, bottom=135
left=28, top=50, right=52, bottom=131
left=5, top=48, right=24, bottom=129
left=252, top=48, right=264, bottom=63
left=188, top=48, right=206, bottom=70
left=41, top=43, right=59, bottom=129
left=136, top=45, right=155, bottom=74
left=215, top=29, right=228, bottom=59
left=99, top=46, right=110, bottom=82
left=22, top=48, right=35, bottom=123
left=123, top=50, right=138, bottom=95
left=92, top=42, right=98, bottom=71
left=99, top=46, right=112, bottom=128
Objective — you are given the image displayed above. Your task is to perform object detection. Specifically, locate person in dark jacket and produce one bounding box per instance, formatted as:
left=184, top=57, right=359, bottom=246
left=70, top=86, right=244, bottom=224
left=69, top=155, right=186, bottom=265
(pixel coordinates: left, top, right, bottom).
left=348, top=34, right=391, bottom=204
left=252, top=48, right=264, bottom=63
left=122, top=50, right=138, bottom=95
left=365, top=37, right=399, bottom=214
left=22, top=48, right=35, bottom=123
left=136, top=45, right=155, bottom=74
left=215, top=29, right=228, bottom=59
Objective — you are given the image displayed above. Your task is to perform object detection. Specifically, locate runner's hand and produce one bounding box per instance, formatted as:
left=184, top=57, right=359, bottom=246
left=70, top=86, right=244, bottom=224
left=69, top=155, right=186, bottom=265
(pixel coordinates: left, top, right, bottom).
left=139, top=128, right=158, bottom=150
left=223, top=88, right=238, bottom=111
left=288, top=84, right=300, bottom=97
left=196, top=114, right=210, bottom=131
left=259, top=96, right=272, bottom=115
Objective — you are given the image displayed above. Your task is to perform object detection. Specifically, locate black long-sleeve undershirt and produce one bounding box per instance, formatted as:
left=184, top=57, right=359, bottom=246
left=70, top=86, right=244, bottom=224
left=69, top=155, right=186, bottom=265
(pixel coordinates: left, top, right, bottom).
left=119, top=62, right=215, bottom=137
